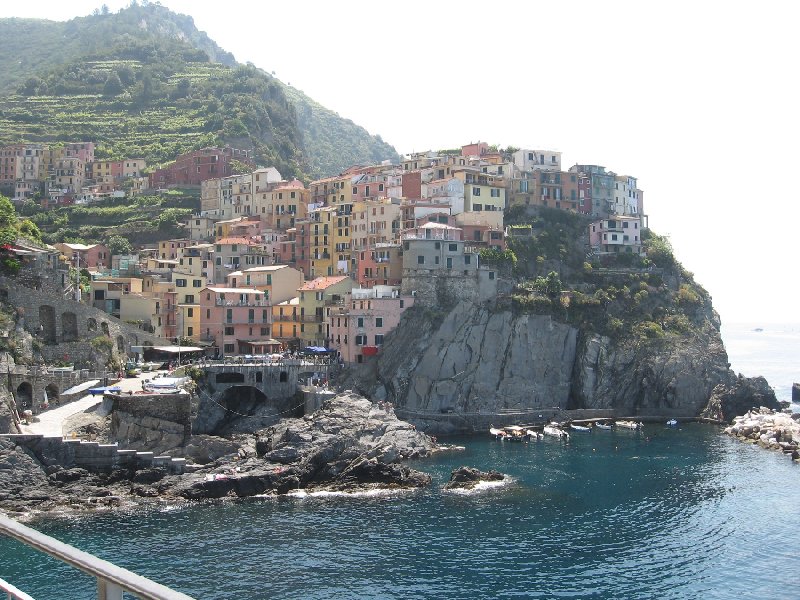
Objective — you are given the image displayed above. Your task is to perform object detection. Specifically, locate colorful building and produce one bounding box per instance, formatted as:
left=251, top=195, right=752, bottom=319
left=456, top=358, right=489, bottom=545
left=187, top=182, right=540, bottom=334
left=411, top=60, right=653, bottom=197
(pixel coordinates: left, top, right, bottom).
left=328, top=286, right=415, bottom=364
left=199, top=286, right=272, bottom=356
left=297, top=276, right=353, bottom=346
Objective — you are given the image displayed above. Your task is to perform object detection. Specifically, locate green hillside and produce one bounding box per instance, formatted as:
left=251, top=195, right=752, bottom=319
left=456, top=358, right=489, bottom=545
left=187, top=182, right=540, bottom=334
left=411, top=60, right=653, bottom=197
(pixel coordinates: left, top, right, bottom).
left=0, top=4, right=399, bottom=178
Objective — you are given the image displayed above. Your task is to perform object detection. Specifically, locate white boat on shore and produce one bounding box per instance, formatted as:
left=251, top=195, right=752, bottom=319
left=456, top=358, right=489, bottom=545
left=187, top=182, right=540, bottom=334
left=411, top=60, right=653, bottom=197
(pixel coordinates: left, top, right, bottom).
left=526, top=429, right=543, bottom=441
left=616, top=420, right=643, bottom=430
left=595, top=422, right=613, bottom=430
left=543, top=425, right=569, bottom=440
left=570, top=424, right=591, bottom=432
left=489, top=427, right=506, bottom=440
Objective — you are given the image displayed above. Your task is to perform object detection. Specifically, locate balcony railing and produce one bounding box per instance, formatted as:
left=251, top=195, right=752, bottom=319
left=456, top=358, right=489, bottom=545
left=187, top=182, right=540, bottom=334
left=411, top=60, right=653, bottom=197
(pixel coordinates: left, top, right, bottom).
left=214, top=300, right=269, bottom=307
left=0, top=514, right=195, bottom=600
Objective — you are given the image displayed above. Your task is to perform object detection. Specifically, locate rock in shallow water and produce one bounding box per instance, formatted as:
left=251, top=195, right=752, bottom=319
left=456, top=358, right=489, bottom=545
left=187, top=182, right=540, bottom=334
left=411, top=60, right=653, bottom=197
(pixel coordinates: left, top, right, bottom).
left=442, top=466, right=506, bottom=490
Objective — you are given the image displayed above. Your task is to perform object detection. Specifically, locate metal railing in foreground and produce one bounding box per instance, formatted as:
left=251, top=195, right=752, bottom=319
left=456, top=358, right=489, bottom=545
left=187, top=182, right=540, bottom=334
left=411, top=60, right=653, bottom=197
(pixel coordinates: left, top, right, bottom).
left=0, top=515, right=195, bottom=600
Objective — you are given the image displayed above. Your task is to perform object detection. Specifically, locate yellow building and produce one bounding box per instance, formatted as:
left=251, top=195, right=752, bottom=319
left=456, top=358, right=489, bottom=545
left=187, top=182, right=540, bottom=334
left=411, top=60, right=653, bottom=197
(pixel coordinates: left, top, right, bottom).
left=297, top=275, right=353, bottom=346
left=454, top=170, right=507, bottom=213
left=226, top=265, right=303, bottom=305
left=308, top=206, right=338, bottom=278
left=272, top=297, right=300, bottom=342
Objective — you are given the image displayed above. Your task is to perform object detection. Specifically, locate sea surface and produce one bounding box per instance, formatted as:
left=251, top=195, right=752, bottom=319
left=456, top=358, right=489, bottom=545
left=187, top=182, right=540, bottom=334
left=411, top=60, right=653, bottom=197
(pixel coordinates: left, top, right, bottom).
left=1, top=324, right=798, bottom=599
left=721, top=321, right=800, bottom=405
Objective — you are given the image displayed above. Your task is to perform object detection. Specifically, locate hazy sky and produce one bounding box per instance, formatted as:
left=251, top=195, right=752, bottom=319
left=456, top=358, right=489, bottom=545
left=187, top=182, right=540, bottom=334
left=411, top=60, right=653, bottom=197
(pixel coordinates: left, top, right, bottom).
left=4, top=1, right=799, bottom=325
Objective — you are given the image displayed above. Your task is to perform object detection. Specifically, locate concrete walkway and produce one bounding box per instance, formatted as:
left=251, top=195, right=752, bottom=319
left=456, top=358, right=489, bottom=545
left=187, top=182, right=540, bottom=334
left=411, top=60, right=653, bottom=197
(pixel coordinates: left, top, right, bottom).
left=19, top=374, right=149, bottom=437
left=19, top=394, right=104, bottom=437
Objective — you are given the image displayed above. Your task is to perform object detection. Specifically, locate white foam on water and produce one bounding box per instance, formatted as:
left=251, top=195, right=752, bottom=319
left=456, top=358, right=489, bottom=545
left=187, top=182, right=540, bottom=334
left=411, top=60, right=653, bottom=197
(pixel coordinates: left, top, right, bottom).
left=443, top=477, right=514, bottom=495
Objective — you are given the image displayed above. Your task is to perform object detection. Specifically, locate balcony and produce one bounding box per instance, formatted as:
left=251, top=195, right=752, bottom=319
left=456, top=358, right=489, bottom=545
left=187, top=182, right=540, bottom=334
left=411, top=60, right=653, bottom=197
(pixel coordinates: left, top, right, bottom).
left=214, top=300, right=269, bottom=307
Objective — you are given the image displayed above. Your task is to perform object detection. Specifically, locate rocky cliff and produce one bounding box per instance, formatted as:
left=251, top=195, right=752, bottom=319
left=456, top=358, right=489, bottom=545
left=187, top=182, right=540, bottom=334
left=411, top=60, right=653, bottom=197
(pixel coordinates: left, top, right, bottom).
left=356, top=299, right=776, bottom=433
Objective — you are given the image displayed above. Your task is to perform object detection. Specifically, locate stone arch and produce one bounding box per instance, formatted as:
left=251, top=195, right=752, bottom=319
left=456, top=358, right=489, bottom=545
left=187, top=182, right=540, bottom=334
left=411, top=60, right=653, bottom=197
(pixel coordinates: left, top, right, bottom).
left=15, top=382, right=33, bottom=408
left=218, top=385, right=269, bottom=415
left=38, top=305, right=57, bottom=342
left=101, top=321, right=110, bottom=337
left=45, top=383, right=60, bottom=403
left=255, top=371, right=263, bottom=383
left=61, top=311, right=78, bottom=341
left=279, top=371, right=288, bottom=383
left=87, top=317, right=97, bottom=332
left=116, top=335, right=125, bottom=352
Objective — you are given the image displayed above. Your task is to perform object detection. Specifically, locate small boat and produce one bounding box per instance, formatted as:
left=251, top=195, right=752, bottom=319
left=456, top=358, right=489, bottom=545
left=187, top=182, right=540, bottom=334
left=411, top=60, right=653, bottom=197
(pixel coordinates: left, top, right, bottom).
left=616, top=420, right=643, bottom=430
left=504, top=425, right=526, bottom=441
left=88, top=386, right=121, bottom=396
left=570, top=424, right=591, bottom=432
left=526, top=429, right=543, bottom=441
left=489, top=427, right=507, bottom=440
left=666, top=419, right=678, bottom=427
left=595, top=422, right=613, bottom=430
left=543, top=425, right=569, bottom=439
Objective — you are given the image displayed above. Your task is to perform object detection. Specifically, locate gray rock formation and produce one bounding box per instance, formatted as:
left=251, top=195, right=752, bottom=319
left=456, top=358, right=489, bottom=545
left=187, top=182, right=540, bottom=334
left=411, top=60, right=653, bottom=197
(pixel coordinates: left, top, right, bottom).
left=363, top=301, right=767, bottom=432
left=0, top=389, right=19, bottom=435
left=442, top=466, right=505, bottom=490
left=702, top=376, right=781, bottom=422
left=0, top=391, right=437, bottom=515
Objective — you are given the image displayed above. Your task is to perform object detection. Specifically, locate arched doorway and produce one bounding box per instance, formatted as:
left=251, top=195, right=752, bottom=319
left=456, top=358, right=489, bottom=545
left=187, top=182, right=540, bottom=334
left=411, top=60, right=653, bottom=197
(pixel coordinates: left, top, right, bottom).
left=116, top=336, right=125, bottom=352
left=15, top=382, right=33, bottom=409
left=45, top=383, right=60, bottom=405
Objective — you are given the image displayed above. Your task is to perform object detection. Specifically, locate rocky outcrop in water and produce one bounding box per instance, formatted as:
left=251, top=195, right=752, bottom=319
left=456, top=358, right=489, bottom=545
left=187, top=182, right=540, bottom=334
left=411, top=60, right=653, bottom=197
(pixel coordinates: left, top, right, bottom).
left=172, top=391, right=435, bottom=499
left=725, top=408, right=800, bottom=461
left=442, top=466, right=505, bottom=491
left=0, top=392, right=437, bottom=516
left=360, top=301, right=769, bottom=433
left=701, top=375, right=781, bottom=422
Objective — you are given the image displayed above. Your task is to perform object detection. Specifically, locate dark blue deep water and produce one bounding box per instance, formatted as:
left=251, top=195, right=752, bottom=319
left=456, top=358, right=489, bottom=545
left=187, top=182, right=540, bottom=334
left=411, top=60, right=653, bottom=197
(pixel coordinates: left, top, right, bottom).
left=1, top=424, right=798, bottom=599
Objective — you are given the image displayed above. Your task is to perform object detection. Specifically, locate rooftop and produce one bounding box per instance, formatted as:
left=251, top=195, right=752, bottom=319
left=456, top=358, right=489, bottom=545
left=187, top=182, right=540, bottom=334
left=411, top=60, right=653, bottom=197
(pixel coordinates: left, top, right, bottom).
left=299, top=276, right=349, bottom=291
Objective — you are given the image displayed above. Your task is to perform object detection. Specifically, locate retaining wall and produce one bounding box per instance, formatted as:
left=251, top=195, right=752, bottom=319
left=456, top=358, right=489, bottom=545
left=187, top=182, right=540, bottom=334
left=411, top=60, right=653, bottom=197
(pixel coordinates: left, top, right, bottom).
left=0, top=434, right=186, bottom=473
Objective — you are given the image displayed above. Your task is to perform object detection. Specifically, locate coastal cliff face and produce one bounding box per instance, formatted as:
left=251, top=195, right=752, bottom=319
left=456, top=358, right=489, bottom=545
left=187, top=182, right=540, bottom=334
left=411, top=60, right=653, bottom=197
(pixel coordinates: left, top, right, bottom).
left=364, top=299, right=764, bottom=432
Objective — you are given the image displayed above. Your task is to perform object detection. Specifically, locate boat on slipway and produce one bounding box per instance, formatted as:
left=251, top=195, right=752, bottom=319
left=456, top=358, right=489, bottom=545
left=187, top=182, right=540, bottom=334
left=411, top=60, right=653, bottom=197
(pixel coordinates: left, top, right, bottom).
left=543, top=424, right=570, bottom=440
left=489, top=427, right=542, bottom=441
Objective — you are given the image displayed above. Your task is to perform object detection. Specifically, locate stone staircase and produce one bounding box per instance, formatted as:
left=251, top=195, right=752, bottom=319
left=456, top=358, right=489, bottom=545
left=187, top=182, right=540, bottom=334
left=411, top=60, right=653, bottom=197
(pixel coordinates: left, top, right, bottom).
left=2, top=434, right=187, bottom=474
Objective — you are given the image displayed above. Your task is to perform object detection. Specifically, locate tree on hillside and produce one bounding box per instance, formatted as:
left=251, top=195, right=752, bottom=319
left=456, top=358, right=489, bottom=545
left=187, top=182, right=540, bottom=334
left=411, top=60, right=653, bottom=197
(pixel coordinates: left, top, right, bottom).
left=18, top=220, right=43, bottom=244
left=103, top=72, right=124, bottom=96
left=0, top=195, right=16, bottom=229
left=106, top=235, right=133, bottom=256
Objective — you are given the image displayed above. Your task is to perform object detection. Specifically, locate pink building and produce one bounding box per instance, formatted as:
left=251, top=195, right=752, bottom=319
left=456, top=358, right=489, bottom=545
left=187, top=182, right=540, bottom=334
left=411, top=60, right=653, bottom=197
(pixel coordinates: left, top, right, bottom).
left=328, top=287, right=415, bottom=364
left=199, top=286, right=273, bottom=356
left=54, top=242, right=111, bottom=270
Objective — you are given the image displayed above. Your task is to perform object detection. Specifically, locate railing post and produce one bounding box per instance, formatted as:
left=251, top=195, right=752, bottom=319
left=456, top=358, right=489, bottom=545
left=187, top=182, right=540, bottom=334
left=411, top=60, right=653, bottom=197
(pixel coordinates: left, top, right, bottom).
left=98, top=578, right=123, bottom=600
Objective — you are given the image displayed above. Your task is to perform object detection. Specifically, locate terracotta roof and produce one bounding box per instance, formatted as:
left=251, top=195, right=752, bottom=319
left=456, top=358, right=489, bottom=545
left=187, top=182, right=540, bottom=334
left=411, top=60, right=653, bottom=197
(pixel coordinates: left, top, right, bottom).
left=299, top=276, right=349, bottom=291
left=214, top=237, right=259, bottom=245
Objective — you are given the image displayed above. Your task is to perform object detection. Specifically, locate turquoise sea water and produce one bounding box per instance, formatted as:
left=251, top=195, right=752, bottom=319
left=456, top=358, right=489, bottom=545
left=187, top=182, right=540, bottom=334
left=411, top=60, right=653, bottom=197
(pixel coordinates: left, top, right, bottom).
left=1, top=323, right=798, bottom=599
left=1, top=425, right=798, bottom=599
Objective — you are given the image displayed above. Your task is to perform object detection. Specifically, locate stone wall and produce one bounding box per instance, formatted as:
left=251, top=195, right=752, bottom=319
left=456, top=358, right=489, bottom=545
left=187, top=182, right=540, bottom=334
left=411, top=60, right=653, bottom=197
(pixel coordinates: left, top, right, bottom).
left=0, top=434, right=186, bottom=473
left=109, top=392, right=192, bottom=452
left=401, top=268, right=498, bottom=308
left=0, top=274, right=167, bottom=367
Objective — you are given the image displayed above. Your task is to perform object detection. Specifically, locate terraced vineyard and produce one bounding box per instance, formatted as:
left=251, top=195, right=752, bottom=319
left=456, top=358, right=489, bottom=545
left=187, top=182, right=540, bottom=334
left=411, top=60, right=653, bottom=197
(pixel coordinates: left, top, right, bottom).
left=0, top=3, right=399, bottom=177
left=0, top=61, right=231, bottom=165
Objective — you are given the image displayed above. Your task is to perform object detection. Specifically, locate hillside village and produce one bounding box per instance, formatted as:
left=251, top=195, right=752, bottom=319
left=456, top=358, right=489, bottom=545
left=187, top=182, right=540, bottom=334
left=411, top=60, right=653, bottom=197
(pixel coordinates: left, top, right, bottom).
left=1, top=140, right=647, bottom=364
